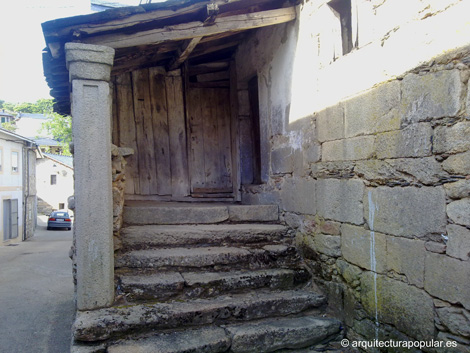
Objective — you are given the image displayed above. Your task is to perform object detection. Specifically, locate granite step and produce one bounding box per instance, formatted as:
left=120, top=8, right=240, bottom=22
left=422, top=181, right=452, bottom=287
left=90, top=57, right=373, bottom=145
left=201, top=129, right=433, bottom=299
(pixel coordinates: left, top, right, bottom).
left=123, top=202, right=279, bottom=225
left=118, top=268, right=311, bottom=302
left=73, top=289, right=326, bottom=342
left=120, top=223, right=290, bottom=250
left=104, top=316, right=341, bottom=353
left=115, top=244, right=300, bottom=271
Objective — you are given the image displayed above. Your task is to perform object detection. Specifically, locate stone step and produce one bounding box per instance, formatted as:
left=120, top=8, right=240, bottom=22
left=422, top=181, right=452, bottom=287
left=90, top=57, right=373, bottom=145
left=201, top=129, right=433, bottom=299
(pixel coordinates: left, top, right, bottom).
left=118, top=268, right=311, bottom=302
left=123, top=202, right=279, bottom=225
left=120, top=223, right=290, bottom=250
left=115, top=245, right=299, bottom=270
left=73, top=289, right=326, bottom=342
left=105, top=317, right=341, bottom=353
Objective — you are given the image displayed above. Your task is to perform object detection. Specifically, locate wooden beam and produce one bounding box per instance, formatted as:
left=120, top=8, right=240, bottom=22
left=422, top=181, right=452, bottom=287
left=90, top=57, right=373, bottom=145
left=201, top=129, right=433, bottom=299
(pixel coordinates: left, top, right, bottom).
left=44, top=0, right=250, bottom=40
left=84, top=7, right=296, bottom=49
left=168, top=37, right=202, bottom=71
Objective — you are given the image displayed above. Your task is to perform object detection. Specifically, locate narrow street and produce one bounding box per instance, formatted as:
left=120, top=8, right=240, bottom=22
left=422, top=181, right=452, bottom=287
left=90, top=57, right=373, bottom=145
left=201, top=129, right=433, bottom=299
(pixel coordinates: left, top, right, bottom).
left=0, top=216, right=75, bottom=353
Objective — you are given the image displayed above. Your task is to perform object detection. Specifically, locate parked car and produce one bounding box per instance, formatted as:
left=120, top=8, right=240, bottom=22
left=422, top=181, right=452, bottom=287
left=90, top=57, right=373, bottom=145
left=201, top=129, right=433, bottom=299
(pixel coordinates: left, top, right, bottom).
left=47, top=211, right=72, bottom=230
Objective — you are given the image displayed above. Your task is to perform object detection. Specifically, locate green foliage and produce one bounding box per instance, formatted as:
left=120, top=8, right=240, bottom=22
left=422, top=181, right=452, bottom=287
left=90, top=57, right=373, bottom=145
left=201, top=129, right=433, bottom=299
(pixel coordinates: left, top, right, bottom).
left=2, top=122, right=17, bottom=132
left=0, top=98, right=54, bottom=114
left=41, top=113, right=72, bottom=156
left=0, top=98, right=72, bottom=155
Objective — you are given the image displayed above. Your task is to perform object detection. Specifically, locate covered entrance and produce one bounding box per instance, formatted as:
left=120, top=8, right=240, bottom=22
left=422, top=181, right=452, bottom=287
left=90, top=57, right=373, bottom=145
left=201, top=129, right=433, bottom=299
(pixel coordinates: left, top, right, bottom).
left=42, top=0, right=297, bottom=203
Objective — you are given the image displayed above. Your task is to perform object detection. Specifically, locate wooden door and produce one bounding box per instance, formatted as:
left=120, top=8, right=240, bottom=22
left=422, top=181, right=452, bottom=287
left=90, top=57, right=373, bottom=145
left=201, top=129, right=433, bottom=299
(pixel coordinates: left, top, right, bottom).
left=187, top=86, right=233, bottom=196
left=113, top=68, right=190, bottom=199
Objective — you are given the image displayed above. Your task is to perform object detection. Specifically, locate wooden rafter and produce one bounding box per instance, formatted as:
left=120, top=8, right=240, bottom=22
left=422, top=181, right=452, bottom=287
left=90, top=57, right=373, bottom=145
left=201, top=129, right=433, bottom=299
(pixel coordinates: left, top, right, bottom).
left=167, top=37, right=202, bottom=71
left=82, top=7, right=296, bottom=49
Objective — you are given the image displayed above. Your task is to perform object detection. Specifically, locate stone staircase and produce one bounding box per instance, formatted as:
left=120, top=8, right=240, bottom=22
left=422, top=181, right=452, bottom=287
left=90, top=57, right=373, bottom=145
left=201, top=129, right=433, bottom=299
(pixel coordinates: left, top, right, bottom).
left=72, top=203, right=343, bottom=353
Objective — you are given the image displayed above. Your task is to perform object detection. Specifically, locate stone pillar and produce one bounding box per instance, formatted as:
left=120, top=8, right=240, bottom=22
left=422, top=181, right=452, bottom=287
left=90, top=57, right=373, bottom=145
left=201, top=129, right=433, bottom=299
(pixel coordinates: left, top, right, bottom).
left=65, top=43, right=115, bottom=310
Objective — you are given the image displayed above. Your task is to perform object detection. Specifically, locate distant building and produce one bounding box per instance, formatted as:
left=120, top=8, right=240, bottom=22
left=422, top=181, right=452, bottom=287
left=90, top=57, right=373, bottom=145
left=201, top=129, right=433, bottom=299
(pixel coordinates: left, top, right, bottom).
left=0, top=128, right=39, bottom=245
left=0, top=111, right=15, bottom=124
left=15, top=113, right=49, bottom=138
left=36, top=153, right=73, bottom=215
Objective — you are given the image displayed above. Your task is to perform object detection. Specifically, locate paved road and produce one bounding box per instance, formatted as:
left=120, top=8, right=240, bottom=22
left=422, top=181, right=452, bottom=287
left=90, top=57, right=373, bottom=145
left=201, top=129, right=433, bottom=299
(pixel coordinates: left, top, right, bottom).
left=0, top=216, right=75, bottom=353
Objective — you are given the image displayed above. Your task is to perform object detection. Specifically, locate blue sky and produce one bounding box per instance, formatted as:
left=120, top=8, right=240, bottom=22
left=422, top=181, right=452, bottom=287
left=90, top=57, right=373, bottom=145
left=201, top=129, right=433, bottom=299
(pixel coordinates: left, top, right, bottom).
left=0, top=0, right=143, bottom=104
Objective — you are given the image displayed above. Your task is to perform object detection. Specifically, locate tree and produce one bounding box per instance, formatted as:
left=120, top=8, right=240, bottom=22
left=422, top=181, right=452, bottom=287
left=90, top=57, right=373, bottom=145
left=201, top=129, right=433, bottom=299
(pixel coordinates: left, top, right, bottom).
left=2, top=122, right=17, bottom=132
left=41, top=113, right=72, bottom=156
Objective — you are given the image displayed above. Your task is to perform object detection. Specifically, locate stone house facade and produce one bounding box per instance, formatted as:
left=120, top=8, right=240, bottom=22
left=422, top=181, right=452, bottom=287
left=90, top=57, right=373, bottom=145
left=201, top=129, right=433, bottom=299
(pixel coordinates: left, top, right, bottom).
left=0, top=128, right=38, bottom=245
left=36, top=153, right=74, bottom=215
left=42, top=0, right=470, bottom=350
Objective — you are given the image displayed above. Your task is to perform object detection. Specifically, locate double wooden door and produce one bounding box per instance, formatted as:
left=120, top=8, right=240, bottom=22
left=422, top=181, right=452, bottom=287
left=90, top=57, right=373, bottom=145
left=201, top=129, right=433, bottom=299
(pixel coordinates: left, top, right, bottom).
left=113, top=67, right=237, bottom=200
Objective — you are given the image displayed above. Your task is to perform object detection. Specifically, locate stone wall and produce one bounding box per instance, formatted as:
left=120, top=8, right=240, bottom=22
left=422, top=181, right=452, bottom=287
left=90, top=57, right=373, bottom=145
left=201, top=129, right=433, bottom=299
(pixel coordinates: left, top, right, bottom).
left=236, top=0, right=470, bottom=350
left=111, top=144, right=133, bottom=251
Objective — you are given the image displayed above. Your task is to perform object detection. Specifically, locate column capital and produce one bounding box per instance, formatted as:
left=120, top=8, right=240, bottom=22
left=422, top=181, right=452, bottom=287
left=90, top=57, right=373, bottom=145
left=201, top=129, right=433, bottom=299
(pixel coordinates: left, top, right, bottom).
left=65, top=42, right=115, bottom=82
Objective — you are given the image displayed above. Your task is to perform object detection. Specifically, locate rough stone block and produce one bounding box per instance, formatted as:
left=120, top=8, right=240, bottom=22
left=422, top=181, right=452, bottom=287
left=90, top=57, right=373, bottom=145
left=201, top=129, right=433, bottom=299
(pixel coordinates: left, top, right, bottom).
left=344, top=80, right=401, bottom=138
left=386, top=237, right=426, bottom=288
left=107, top=327, right=231, bottom=353
left=436, top=306, right=470, bottom=338
left=226, top=316, right=341, bottom=353
left=442, top=150, right=470, bottom=175
left=228, top=205, right=278, bottom=222
left=446, top=224, right=470, bottom=261
left=364, top=186, right=446, bottom=238
left=361, top=273, right=435, bottom=340
left=434, top=122, right=470, bottom=154
left=425, top=252, right=470, bottom=310
left=336, top=259, right=363, bottom=286
left=355, top=157, right=447, bottom=186
left=316, top=178, right=364, bottom=225
left=316, top=104, right=344, bottom=142
left=425, top=241, right=446, bottom=254
left=436, top=332, right=470, bottom=353
left=271, top=147, right=294, bottom=174
left=375, top=123, right=432, bottom=159
left=447, top=198, right=470, bottom=226
left=322, top=136, right=375, bottom=161
left=319, top=220, right=341, bottom=235
left=280, top=177, right=316, bottom=215
left=341, top=224, right=387, bottom=273
left=444, top=179, right=470, bottom=199
left=401, top=70, right=461, bottom=124
left=313, top=234, right=341, bottom=257
left=391, top=157, right=447, bottom=185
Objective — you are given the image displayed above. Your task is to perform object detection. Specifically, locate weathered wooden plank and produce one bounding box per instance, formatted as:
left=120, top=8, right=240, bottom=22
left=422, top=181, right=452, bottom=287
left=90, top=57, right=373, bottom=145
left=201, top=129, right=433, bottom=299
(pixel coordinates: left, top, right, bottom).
left=168, top=37, right=202, bottom=71
left=132, top=69, right=158, bottom=195
left=149, top=67, right=172, bottom=196
left=111, top=79, right=119, bottom=146
left=84, top=7, right=297, bottom=49
left=196, top=71, right=230, bottom=82
left=217, top=87, right=233, bottom=189
left=187, top=87, right=206, bottom=192
left=188, top=61, right=230, bottom=76
left=45, top=1, right=246, bottom=39
left=203, top=89, right=221, bottom=188
left=230, top=59, right=241, bottom=201
left=115, top=72, right=139, bottom=195
left=189, top=81, right=230, bottom=88
left=166, top=74, right=190, bottom=197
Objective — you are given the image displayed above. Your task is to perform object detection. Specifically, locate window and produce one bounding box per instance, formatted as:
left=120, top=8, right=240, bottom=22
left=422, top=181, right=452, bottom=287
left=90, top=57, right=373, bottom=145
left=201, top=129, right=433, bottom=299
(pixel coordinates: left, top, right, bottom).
left=51, top=174, right=57, bottom=185
left=328, top=0, right=356, bottom=57
left=11, top=151, right=18, bottom=173
left=0, top=147, right=3, bottom=172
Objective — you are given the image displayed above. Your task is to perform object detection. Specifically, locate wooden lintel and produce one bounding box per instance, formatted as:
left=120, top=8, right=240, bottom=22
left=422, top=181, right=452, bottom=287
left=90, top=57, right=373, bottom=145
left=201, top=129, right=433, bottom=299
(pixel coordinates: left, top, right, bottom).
left=84, top=7, right=297, bottom=49
left=168, top=37, right=202, bottom=71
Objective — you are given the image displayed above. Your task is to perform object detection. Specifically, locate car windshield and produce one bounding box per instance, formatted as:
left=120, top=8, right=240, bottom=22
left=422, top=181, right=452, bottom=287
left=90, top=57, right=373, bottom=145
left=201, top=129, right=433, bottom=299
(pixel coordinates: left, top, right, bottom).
left=53, top=212, right=69, bottom=218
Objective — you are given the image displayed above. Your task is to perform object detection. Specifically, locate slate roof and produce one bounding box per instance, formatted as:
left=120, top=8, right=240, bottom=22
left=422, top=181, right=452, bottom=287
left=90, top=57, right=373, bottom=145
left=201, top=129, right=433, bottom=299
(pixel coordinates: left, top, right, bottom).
left=33, top=137, right=60, bottom=146
left=43, top=153, right=74, bottom=169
